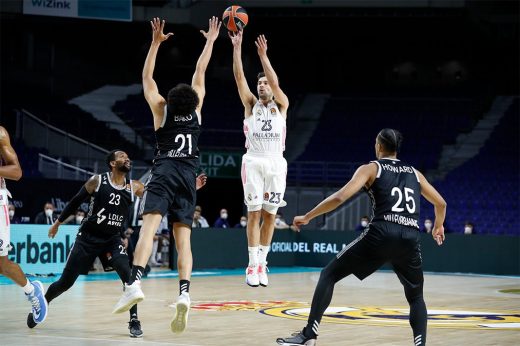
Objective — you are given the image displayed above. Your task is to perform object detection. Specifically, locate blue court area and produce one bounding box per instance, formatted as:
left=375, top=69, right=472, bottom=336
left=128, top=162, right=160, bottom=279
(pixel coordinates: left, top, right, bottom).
left=2, top=267, right=518, bottom=286
left=0, top=266, right=322, bottom=285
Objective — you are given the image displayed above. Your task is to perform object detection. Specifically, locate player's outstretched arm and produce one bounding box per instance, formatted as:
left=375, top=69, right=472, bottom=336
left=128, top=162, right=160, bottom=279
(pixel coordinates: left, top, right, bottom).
left=417, top=170, right=447, bottom=245
left=229, top=30, right=256, bottom=116
left=292, top=164, right=377, bottom=231
left=49, top=175, right=98, bottom=238
left=192, top=16, right=221, bottom=116
left=255, top=35, right=289, bottom=116
left=0, top=126, right=22, bottom=181
left=143, top=17, right=172, bottom=130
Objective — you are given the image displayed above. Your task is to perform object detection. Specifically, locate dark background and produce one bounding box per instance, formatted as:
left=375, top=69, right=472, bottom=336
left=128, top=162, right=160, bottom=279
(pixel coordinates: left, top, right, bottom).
left=0, top=0, right=518, bottom=230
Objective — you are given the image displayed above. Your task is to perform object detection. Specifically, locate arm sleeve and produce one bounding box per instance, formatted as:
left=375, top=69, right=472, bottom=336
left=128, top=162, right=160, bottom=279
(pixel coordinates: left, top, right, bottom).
left=58, top=186, right=91, bottom=223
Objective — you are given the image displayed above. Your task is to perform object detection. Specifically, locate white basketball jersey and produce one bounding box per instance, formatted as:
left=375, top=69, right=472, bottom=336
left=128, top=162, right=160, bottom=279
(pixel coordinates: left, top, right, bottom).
left=243, top=101, right=286, bottom=156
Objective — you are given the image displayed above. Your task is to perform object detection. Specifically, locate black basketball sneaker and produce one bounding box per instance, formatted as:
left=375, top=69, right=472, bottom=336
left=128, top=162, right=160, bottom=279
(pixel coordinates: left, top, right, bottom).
left=276, top=330, right=317, bottom=345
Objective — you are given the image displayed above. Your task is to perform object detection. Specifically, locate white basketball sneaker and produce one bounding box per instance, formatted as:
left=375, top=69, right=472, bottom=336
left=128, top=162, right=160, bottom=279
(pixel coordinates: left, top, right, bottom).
left=246, top=265, right=260, bottom=287
left=171, top=292, right=190, bottom=334
left=113, top=281, right=145, bottom=314
left=258, top=262, right=269, bottom=287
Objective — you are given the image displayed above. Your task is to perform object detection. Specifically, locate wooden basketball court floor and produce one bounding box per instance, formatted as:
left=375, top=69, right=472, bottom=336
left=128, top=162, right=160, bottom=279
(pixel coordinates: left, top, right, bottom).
left=1, top=268, right=519, bottom=345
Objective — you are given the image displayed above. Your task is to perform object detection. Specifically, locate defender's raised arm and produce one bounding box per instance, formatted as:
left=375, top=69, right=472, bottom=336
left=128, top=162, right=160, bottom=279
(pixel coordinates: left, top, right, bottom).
left=192, top=17, right=221, bottom=116
left=143, top=18, right=172, bottom=130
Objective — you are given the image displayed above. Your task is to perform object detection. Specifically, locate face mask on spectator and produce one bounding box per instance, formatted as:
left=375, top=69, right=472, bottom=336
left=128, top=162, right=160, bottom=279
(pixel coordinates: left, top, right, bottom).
left=45, top=208, right=53, bottom=217
left=424, top=222, right=432, bottom=230
left=361, top=220, right=368, bottom=228
left=240, top=220, right=247, bottom=227
left=9, top=210, right=15, bottom=218
left=221, top=212, right=228, bottom=219
left=464, top=226, right=472, bottom=234
left=76, top=216, right=84, bottom=224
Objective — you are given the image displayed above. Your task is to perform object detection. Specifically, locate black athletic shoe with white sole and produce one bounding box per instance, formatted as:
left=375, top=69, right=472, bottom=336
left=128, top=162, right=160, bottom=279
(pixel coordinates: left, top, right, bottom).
left=129, top=318, right=143, bottom=338
left=27, top=312, right=37, bottom=329
left=276, top=331, right=317, bottom=345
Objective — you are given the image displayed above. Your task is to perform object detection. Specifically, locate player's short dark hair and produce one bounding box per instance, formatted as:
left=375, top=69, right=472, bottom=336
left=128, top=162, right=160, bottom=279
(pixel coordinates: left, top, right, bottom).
left=105, top=149, right=122, bottom=170
left=167, top=83, right=199, bottom=115
left=377, top=128, right=403, bottom=153
left=257, top=72, right=266, bottom=80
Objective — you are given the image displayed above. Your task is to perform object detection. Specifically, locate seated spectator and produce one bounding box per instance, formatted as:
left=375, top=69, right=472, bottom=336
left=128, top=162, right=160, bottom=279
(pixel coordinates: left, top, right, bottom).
left=234, top=216, right=248, bottom=228
left=192, top=208, right=203, bottom=228
left=214, top=208, right=230, bottom=228
left=34, top=202, right=57, bottom=225
left=355, top=216, right=369, bottom=231
left=274, top=213, right=290, bottom=230
left=422, top=218, right=433, bottom=233
left=195, top=205, right=210, bottom=228
left=464, top=221, right=474, bottom=235
left=8, top=204, right=22, bottom=224
left=67, top=209, right=86, bottom=225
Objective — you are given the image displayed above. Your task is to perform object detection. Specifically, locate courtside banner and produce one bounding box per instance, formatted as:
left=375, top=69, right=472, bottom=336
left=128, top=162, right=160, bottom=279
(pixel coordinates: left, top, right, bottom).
left=23, top=0, right=131, bottom=22
left=8, top=224, right=78, bottom=275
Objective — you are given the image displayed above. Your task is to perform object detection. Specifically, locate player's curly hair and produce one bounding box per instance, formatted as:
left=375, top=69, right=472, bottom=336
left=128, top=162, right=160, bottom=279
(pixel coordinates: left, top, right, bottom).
left=377, top=128, right=403, bottom=153
left=167, top=83, right=199, bottom=115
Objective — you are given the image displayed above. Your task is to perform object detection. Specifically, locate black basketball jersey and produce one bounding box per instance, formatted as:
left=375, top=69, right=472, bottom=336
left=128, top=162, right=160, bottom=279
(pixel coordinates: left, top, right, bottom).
left=365, top=158, right=421, bottom=230
left=81, top=172, right=134, bottom=237
left=154, top=106, right=200, bottom=161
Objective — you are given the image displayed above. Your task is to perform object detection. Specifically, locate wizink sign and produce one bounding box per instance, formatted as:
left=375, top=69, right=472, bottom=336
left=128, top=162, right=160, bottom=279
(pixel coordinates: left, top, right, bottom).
left=8, top=224, right=79, bottom=274
left=24, top=0, right=77, bottom=17
left=23, top=0, right=131, bottom=22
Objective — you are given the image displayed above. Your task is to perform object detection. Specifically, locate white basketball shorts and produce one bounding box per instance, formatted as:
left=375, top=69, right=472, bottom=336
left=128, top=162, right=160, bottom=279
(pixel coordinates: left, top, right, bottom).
left=241, top=153, right=287, bottom=214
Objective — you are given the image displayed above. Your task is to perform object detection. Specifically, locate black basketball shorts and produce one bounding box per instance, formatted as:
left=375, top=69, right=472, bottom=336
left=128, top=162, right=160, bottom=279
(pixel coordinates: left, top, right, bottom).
left=141, top=158, right=197, bottom=227
left=335, top=222, right=423, bottom=290
left=63, top=230, right=128, bottom=275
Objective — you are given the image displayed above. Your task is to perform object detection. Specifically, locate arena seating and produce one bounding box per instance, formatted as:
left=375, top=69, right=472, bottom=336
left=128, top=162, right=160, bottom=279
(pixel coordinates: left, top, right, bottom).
left=420, top=99, right=519, bottom=235
left=295, top=96, right=476, bottom=172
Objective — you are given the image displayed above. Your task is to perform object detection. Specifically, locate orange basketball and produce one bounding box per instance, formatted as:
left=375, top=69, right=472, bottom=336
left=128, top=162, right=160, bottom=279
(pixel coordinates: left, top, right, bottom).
left=222, top=5, right=248, bottom=32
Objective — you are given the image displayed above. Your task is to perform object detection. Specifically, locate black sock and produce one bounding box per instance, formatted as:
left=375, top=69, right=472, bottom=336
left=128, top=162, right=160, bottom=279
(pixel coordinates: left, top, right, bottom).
left=129, top=266, right=145, bottom=285
left=303, top=325, right=318, bottom=339
left=180, top=279, right=190, bottom=295
left=129, top=305, right=138, bottom=320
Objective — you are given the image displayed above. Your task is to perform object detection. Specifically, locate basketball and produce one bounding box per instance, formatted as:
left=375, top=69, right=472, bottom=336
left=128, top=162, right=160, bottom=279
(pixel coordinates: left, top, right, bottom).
left=222, top=6, right=248, bottom=32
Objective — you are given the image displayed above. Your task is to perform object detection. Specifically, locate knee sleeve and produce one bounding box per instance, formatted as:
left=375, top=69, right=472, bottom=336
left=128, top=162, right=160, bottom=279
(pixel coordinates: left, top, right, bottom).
left=57, top=269, right=78, bottom=291
left=404, top=283, right=424, bottom=303
left=46, top=269, right=79, bottom=302
left=111, top=256, right=131, bottom=283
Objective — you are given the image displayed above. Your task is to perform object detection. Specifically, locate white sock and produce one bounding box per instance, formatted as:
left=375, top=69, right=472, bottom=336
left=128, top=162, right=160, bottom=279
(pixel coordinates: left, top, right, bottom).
left=22, top=280, right=34, bottom=295
left=248, top=246, right=259, bottom=266
left=258, top=245, right=270, bottom=264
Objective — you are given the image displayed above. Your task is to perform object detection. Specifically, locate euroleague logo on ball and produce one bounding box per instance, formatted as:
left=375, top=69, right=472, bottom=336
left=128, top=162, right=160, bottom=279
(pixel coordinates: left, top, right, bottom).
left=222, top=5, right=248, bottom=32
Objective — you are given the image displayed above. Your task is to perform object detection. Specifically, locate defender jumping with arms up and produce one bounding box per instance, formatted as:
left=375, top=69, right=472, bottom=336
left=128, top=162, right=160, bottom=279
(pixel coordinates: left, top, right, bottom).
left=113, top=17, right=218, bottom=334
